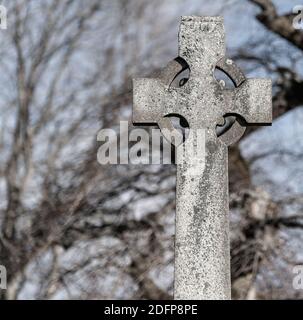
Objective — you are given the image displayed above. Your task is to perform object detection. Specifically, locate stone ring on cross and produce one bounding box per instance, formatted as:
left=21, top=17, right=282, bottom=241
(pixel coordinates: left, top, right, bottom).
left=154, top=55, right=249, bottom=146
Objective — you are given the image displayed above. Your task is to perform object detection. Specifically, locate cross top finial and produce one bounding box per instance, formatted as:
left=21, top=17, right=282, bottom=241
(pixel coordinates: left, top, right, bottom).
left=179, top=16, right=225, bottom=79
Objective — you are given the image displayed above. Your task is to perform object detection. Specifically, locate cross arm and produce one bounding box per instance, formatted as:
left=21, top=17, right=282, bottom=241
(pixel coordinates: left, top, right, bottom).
left=225, top=78, right=272, bottom=125
left=133, top=78, right=178, bottom=124
left=133, top=77, right=183, bottom=143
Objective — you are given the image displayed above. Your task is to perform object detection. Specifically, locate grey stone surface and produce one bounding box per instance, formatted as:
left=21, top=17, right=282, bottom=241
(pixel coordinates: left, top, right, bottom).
left=133, top=16, right=272, bottom=300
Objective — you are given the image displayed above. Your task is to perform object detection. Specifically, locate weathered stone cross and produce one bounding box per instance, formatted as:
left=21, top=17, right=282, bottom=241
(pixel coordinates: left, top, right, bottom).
left=133, top=16, right=272, bottom=300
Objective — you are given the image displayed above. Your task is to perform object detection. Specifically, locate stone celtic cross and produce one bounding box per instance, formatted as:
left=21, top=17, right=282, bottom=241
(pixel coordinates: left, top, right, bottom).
left=133, top=16, right=272, bottom=299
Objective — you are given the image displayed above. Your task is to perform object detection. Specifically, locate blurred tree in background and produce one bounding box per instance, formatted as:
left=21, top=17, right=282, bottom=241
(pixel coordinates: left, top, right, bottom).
left=0, top=0, right=302, bottom=299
